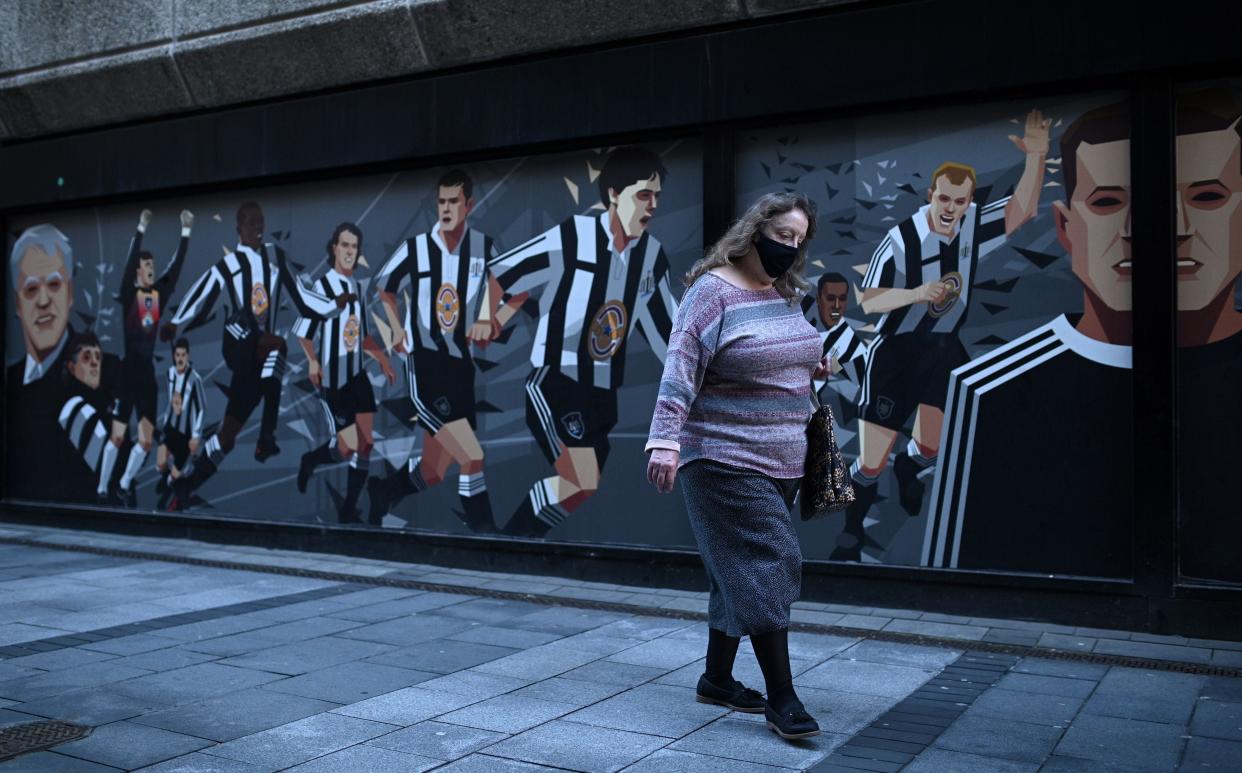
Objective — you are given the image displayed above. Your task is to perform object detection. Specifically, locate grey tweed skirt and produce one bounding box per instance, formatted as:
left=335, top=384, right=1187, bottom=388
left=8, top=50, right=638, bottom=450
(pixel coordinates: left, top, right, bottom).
left=680, top=459, right=802, bottom=637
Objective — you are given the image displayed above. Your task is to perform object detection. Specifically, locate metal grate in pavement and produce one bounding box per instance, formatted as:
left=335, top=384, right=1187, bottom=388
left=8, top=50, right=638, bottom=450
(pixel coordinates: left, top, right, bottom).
left=0, top=721, right=91, bottom=762
left=1, top=534, right=1240, bottom=678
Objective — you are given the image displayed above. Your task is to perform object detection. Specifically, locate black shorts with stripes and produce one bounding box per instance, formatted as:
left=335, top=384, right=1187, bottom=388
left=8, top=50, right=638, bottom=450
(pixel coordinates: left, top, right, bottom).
left=860, top=331, right=967, bottom=431
left=524, top=366, right=618, bottom=467
left=408, top=349, right=476, bottom=434
left=320, top=370, right=377, bottom=433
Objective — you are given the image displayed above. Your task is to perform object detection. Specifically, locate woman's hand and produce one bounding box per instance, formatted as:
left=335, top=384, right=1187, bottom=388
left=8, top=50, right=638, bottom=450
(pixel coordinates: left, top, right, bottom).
left=647, top=448, right=680, bottom=494
left=812, top=354, right=832, bottom=380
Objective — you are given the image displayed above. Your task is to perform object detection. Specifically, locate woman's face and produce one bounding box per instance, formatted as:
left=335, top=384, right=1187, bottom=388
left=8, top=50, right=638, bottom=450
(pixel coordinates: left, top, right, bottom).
left=761, top=208, right=811, bottom=249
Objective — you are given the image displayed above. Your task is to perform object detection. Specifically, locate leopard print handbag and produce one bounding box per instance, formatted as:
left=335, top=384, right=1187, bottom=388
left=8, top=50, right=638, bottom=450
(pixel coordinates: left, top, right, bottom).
left=800, top=388, right=855, bottom=521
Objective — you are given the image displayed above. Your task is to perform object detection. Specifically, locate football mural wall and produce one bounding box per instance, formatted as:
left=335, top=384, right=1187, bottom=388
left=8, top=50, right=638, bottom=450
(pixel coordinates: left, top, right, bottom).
left=6, top=88, right=1232, bottom=582
left=4, top=142, right=706, bottom=550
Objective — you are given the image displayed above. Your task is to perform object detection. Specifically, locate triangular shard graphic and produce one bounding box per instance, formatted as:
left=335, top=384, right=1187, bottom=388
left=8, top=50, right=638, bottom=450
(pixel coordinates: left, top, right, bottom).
left=974, top=335, right=1009, bottom=346
left=1013, top=247, right=1061, bottom=270
left=974, top=278, right=1019, bottom=293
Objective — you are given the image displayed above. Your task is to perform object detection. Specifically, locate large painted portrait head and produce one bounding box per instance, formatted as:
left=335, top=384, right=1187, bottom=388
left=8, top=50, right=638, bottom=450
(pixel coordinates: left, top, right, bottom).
left=1175, top=89, right=1242, bottom=318
left=1053, top=102, right=1132, bottom=313
left=10, top=224, right=74, bottom=362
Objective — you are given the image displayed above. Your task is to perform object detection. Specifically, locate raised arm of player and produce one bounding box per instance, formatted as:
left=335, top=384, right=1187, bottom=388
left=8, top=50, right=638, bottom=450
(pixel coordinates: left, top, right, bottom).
left=1004, top=108, right=1051, bottom=235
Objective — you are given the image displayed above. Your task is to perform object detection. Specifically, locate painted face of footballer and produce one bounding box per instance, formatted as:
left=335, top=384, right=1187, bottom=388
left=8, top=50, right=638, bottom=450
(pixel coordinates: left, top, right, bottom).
left=333, top=229, right=359, bottom=273
left=69, top=345, right=102, bottom=390
left=1055, top=139, right=1132, bottom=312
left=1175, top=123, right=1242, bottom=311
left=438, top=185, right=472, bottom=233
left=613, top=175, right=661, bottom=239
left=927, top=175, right=973, bottom=236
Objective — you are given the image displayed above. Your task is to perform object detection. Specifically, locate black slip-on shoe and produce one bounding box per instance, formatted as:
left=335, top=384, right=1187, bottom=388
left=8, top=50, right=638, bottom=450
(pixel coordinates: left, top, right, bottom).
left=764, top=699, right=821, bottom=740
left=695, top=674, right=765, bottom=713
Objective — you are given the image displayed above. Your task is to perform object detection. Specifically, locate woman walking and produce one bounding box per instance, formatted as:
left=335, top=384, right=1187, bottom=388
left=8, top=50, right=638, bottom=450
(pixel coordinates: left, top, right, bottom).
left=646, top=191, right=827, bottom=740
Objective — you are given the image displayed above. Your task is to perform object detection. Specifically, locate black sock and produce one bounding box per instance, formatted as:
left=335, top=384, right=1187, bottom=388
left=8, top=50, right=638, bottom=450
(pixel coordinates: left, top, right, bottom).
left=307, top=443, right=336, bottom=468
left=501, top=496, right=551, bottom=538
left=177, top=456, right=218, bottom=494
left=705, top=628, right=740, bottom=685
left=342, top=461, right=368, bottom=514
left=259, top=377, right=281, bottom=440
left=459, top=493, right=496, bottom=533
left=752, top=628, right=799, bottom=714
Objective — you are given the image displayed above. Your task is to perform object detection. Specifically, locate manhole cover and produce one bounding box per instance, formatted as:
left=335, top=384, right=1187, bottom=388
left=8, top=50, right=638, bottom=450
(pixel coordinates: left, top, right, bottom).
left=0, top=720, right=91, bottom=761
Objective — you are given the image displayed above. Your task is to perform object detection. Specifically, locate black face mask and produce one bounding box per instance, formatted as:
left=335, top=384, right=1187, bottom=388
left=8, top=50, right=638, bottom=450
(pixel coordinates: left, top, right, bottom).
left=754, top=233, right=799, bottom=279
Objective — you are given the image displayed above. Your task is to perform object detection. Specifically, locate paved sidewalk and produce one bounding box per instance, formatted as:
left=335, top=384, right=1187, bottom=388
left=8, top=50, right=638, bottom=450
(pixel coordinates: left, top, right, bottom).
left=2, top=523, right=1240, bottom=668
left=0, top=524, right=1238, bottom=771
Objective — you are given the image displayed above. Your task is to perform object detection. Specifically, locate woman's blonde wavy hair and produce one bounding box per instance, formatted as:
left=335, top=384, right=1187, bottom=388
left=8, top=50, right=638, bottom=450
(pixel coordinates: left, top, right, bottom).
left=685, top=191, right=818, bottom=302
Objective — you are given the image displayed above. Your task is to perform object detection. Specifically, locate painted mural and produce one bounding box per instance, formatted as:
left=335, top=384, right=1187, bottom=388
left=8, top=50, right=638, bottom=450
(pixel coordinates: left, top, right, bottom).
left=1175, top=84, right=1242, bottom=586
left=9, top=89, right=1188, bottom=581
left=738, top=93, right=1136, bottom=578
left=5, top=142, right=705, bottom=550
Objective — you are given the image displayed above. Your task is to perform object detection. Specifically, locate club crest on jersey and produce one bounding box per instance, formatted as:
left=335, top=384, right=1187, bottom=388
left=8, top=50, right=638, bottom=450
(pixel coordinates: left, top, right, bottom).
left=960, top=241, right=972, bottom=260
left=876, top=396, right=894, bottom=420
left=250, top=282, right=270, bottom=318
left=434, top=396, right=452, bottom=417
left=638, top=271, right=656, bottom=296
left=343, top=315, right=360, bottom=351
left=469, top=257, right=486, bottom=277
left=140, top=292, right=159, bottom=329
left=561, top=411, right=585, bottom=440
left=588, top=300, right=628, bottom=362
left=928, top=271, right=964, bottom=318
left=436, top=283, right=460, bottom=331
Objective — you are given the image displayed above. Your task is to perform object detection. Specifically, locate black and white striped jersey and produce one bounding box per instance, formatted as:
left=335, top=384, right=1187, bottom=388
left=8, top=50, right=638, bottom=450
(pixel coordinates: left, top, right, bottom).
left=56, top=355, right=124, bottom=481
left=171, top=243, right=340, bottom=335
left=292, top=268, right=369, bottom=391
left=822, top=319, right=867, bottom=368
left=489, top=213, right=678, bottom=391
left=161, top=365, right=206, bottom=438
left=375, top=226, right=496, bottom=361
left=863, top=198, right=1009, bottom=337
left=922, top=314, right=1133, bottom=577
left=812, top=320, right=868, bottom=395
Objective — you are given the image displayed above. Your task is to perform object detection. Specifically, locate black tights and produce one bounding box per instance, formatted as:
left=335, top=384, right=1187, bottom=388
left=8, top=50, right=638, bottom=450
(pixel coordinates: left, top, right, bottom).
left=705, top=627, right=799, bottom=713
left=705, top=628, right=740, bottom=684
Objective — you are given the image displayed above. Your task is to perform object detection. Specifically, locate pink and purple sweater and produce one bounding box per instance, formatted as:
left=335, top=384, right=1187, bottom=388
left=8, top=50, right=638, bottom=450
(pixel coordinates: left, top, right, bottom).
left=646, top=272, right=822, bottom=479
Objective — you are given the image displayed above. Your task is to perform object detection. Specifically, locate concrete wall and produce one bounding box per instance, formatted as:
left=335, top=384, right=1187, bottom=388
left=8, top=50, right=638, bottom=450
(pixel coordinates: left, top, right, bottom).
left=0, top=0, right=859, bottom=141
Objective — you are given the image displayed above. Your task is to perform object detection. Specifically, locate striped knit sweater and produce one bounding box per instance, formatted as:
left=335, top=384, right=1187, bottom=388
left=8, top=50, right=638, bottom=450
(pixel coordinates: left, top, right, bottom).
left=646, top=272, right=822, bottom=479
